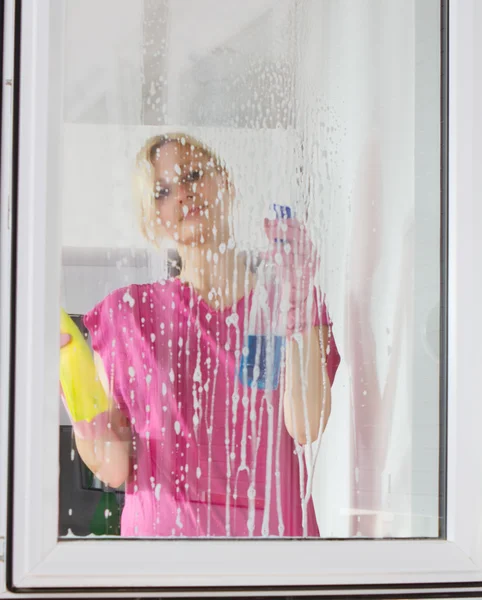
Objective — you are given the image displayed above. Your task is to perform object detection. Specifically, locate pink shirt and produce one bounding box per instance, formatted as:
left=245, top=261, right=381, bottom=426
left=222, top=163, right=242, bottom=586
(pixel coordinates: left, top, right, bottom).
left=84, top=278, right=340, bottom=537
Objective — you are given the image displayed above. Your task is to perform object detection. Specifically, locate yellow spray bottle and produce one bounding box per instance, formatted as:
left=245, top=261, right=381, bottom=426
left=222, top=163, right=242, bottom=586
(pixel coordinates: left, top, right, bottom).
left=60, top=308, right=109, bottom=425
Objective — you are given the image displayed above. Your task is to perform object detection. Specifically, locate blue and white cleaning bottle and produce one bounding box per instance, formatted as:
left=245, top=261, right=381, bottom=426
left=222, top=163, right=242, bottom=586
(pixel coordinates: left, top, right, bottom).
left=239, top=204, right=292, bottom=390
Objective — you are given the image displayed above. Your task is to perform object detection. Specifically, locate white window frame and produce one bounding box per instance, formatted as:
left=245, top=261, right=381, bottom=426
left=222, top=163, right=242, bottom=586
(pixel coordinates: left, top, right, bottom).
left=3, top=0, right=482, bottom=596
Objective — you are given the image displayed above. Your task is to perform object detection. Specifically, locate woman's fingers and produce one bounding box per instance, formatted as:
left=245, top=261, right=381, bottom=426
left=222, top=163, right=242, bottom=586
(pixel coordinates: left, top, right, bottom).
left=264, top=219, right=314, bottom=254
left=263, top=219, right=320, bottom=298
left=60, top=332, right=72, bottom=348
left=266, top=246, right=316, bottom=267
left=264, top=218, right=307, bottom=240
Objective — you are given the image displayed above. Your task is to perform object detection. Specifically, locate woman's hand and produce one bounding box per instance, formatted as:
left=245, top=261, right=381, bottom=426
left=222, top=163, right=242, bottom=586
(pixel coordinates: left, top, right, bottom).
left=263, top=219, right=333, bottom=444
left=59, top=326, right=130, bottom=488
left=263, top=217, right=320, bottom=337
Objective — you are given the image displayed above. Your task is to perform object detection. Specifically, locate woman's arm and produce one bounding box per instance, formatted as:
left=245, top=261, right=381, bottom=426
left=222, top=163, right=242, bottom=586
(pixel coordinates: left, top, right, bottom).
left=283, top=325, right=332, bottom=445
left=74, top=352, right=131, bottom=488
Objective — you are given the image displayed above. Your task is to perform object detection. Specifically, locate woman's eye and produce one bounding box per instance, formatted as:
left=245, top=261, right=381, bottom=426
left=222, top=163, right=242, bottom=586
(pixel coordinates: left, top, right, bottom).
left=154, top=184, right=170, bottom=199
left=185, top=170, right=202, bottom=182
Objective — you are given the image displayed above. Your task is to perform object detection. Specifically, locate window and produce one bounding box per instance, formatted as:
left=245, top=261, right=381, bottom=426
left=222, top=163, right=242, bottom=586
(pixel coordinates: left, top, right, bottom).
left=4, top=0, right=482, bottom=596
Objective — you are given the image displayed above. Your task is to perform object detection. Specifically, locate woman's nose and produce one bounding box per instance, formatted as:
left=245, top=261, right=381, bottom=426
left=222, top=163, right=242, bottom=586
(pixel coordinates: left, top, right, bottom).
left=174, top=182, right=191, bottom=205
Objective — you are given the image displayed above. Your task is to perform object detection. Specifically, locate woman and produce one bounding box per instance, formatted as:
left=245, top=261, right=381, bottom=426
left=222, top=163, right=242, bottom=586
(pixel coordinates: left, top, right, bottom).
left=61, top=132, right=340, bottom=537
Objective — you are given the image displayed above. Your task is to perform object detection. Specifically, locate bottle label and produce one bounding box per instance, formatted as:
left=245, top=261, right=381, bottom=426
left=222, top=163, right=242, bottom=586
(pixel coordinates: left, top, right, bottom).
left=239, top=334, right=286, bottom=390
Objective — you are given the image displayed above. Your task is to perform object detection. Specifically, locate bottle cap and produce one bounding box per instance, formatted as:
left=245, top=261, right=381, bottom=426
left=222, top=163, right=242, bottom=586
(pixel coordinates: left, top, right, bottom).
left=272, top=204, right=293, bottom=220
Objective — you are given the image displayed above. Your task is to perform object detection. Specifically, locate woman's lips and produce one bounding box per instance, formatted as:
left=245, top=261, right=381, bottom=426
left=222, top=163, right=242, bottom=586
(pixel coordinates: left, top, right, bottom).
left=183, top=204, right=204, bottom=219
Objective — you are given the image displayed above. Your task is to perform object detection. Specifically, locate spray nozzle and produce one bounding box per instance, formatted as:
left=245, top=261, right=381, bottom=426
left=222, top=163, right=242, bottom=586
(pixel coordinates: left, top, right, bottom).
left=271, top=204, right=293, bottom=220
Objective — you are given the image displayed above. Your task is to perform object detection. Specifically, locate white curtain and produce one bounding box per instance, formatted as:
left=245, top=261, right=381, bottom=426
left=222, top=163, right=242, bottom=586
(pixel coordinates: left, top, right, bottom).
left=299, top=0, right=440, bottom=538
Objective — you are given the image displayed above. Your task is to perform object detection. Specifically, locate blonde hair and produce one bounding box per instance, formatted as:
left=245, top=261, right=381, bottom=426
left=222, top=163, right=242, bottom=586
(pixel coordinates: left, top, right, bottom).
left=133, top=132, right=232, bottom=247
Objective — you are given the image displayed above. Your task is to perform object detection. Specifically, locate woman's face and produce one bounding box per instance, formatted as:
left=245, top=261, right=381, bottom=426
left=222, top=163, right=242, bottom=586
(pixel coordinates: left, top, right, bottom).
left=150, top=140, right=231, bottom=247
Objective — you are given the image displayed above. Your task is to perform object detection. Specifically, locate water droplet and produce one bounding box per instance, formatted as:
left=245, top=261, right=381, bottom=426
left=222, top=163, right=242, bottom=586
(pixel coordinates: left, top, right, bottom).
left=123, top=291, right=135, bottom=308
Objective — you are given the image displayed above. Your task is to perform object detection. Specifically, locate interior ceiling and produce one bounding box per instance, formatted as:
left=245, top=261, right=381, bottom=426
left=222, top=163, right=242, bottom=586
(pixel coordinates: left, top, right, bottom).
left=167, top=0, right=280, bottom=71
left=63, top=0, right=290, bottom=125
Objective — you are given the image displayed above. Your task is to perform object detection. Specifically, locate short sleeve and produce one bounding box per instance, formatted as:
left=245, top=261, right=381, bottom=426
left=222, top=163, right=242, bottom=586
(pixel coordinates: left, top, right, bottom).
left=83, top=287, right=132, bottom=419
left=312, top=288, right=341, bottom=385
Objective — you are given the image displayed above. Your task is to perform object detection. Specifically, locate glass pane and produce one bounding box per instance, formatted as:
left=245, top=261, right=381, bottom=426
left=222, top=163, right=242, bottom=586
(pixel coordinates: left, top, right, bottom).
left=58, top=0, right=442, bottom=539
